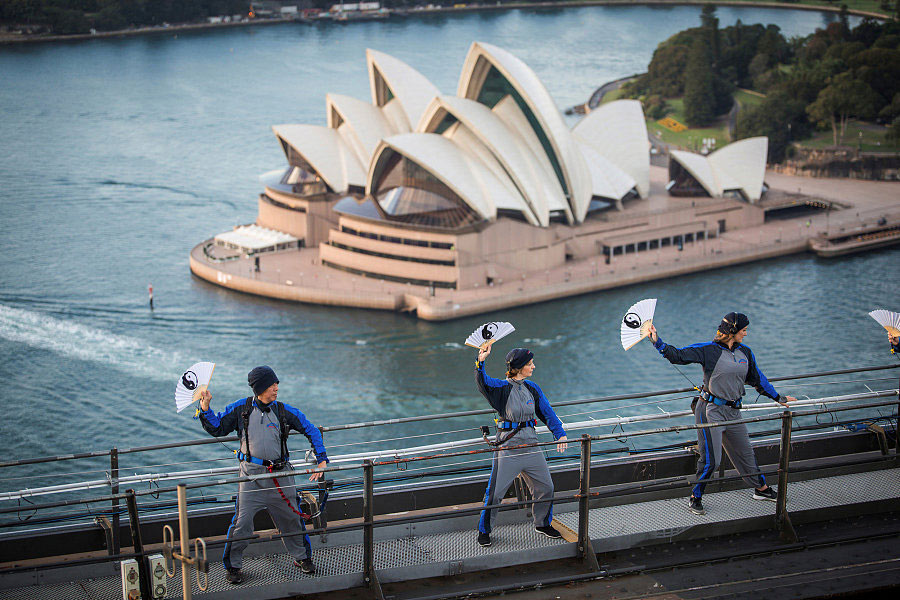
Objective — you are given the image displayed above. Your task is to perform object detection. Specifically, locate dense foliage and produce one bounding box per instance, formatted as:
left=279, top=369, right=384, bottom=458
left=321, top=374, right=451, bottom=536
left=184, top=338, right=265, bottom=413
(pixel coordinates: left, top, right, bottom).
left=737, top=15, right=900, bottom=161
left=0, top=1, right=250, bottom=34
left=625, top=5, right=900, bottom=162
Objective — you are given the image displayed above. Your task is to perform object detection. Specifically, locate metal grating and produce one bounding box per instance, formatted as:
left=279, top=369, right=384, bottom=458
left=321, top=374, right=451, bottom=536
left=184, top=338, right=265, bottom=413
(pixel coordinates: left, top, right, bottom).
left=2, top=468, right=898, bottom=600
left=414, top=520, right=565, bottom=563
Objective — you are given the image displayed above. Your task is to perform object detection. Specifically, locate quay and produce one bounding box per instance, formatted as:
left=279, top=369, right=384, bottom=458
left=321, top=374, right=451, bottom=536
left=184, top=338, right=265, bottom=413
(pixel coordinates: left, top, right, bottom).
left=190, top=166, right=900, bottom=321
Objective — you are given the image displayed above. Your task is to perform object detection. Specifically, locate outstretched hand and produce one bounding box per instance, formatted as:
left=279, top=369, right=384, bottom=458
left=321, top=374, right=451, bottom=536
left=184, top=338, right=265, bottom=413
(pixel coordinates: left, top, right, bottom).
left=648, top=324, right=658, bottom=343
left=199, top=389, right=211, bottom=411
left=777, top=395, right=798, bottom=408
left=309, top=461, right=327, bottom=482
left=556, top=436, right=568, bottom=453
left=889, top=333, right=899, bottom=347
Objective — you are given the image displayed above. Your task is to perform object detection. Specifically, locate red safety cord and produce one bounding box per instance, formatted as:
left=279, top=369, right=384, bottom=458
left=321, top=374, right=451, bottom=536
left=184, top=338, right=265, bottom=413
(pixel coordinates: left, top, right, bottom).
left=267, top=465, right=312, bottom=520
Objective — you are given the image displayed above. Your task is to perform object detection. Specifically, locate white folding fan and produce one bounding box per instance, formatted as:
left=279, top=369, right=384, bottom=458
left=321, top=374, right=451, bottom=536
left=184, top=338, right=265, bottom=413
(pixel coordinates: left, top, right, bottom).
left=465, top=322, right=515, bottom=349
left=868, top=309, right=900, bottom=337
left=620, top=298, right=657, bottom=350
left=175, top=362, right=216, bottom=412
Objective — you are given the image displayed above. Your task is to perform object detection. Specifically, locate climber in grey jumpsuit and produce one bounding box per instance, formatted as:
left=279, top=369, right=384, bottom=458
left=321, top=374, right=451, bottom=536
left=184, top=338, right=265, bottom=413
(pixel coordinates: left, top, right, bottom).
left=198, top=366, right=328, bottom=584
left=648, top=312, right=797, bottom=515
left=475, top=344, right=568, bottom=547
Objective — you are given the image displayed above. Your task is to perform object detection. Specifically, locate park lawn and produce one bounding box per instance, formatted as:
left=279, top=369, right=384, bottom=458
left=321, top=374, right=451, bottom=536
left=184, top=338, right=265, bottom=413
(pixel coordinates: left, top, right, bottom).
left=599, top=87, right=626, bottom=105
left=648, top=97, right=729, bottom=150
left=797, top=121, right=900, bottom=152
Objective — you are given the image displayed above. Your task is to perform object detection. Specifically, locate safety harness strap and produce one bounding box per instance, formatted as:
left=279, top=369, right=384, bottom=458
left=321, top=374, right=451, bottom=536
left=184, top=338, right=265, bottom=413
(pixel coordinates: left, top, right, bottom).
left=701, top=390, right=742, bottom=409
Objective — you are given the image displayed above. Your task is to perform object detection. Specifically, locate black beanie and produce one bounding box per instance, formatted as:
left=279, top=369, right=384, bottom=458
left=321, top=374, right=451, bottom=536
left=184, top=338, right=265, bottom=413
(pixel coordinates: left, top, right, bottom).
left=718, top=312, right=749, bottom=336
left=248, top=365, right=279, bottom=396
left=505, top=348, right=534, bottom=370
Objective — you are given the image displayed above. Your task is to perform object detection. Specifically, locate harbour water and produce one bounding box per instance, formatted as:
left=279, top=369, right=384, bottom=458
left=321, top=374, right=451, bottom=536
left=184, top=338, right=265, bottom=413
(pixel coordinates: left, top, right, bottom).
left=0, top=6, right=891, bottom=487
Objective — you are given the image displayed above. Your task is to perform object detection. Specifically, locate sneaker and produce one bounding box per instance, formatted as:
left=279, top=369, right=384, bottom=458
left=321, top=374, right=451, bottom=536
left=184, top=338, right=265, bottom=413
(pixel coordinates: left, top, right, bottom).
left=225, top=568, right=244, bottom=584
left=534, top=525, right=562, bottom=539
left=477, top=532, right=492, bottom=547
left=753, top=486, right=777, bottom=501
left=293, top=558, right=316, bottom=574
left=689, top=495, right=706, bottom=515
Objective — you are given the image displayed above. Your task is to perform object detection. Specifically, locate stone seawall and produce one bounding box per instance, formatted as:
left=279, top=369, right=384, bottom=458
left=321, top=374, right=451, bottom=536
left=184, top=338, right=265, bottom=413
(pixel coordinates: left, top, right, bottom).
left=414, top=237, right=809, bottom=321
left=189, top=248, right=403, bottom=311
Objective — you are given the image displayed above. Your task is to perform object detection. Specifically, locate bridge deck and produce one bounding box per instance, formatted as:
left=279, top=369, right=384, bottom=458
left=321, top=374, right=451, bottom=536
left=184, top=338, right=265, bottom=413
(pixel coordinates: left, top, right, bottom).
left=2, top=466, right=898, bottom=600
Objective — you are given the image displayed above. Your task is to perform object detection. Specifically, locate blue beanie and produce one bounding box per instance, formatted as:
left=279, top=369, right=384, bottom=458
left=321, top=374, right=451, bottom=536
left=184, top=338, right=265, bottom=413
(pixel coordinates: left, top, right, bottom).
left=248, top=366, right=279, bottom=396
left=505, top=348, right=534, bottom=370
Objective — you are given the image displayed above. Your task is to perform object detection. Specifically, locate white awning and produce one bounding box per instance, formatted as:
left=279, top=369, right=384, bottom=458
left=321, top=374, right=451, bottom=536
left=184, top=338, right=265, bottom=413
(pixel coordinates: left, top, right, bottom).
left=214, top=225, right=299, bottom=254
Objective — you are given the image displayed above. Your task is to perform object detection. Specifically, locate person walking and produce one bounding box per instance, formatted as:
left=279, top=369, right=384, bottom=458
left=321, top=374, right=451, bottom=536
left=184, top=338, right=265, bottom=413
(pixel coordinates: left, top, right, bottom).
left=197, top=366, right=328, bottom=584
left=475, top=344, right=568, bottom=547
left=648, top=312, right=797, bottom=515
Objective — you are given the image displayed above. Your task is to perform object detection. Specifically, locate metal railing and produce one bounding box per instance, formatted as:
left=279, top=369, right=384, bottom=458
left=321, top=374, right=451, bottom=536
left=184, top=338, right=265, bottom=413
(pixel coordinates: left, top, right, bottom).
left=0, top=380, right=896, bottom=599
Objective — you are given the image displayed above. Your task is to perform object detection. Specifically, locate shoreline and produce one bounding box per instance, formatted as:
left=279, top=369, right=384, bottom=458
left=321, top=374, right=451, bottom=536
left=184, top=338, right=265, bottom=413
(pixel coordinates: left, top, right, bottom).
left=0, top=1, right=891, bottom=46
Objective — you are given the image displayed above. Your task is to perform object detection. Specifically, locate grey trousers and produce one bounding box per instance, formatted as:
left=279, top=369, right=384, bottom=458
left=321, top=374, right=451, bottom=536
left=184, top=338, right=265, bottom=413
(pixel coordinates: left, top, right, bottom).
left=222, top=463, right=311, bottom=570
left=477, top=443, right=554, bottom=534
left=693, top=399, right=766, bottom=498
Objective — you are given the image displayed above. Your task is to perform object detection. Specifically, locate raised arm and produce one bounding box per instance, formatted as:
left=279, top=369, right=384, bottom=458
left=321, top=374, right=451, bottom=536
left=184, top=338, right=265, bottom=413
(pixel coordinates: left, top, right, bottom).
left=650, top=325, right=713, bottom=366
left=197, top=397, right=244, bottom=438
left=475, top=344, right=508, bottom=413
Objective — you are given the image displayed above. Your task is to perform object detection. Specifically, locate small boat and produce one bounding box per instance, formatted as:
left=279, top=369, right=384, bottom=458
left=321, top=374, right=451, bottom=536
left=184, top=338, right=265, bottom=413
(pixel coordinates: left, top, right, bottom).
left=810, top=222, right=900, bottom=257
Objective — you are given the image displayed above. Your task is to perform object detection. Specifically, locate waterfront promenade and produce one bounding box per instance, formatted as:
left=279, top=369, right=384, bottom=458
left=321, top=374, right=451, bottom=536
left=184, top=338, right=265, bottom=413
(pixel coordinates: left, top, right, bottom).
left=191, top=168, right=900, bottom=321
left=1, top=1, right=891, bottom=45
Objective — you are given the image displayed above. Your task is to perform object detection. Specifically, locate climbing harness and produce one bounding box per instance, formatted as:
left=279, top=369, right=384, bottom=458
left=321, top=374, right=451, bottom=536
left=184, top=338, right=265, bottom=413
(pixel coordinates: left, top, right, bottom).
left=481, top=419, right=536, bottom=447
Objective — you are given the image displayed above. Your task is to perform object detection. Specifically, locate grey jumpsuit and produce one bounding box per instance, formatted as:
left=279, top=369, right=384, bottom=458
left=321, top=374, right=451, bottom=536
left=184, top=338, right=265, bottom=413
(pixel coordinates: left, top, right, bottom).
left=475, top=360, right=567, bottom=534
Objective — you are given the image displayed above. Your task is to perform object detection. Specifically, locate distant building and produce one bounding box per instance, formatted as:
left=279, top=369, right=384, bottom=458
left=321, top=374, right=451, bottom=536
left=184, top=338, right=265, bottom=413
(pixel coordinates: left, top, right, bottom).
left=195, top=43, right=768, bottom=301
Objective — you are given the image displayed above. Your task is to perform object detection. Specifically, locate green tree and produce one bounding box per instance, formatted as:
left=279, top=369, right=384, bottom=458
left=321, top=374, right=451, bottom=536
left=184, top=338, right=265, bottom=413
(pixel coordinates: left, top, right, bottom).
left=736, top=91, right=809, bottom=163
left=807, top=72, right=880, bottom=145
left=684, top=36, right=716, bottom=126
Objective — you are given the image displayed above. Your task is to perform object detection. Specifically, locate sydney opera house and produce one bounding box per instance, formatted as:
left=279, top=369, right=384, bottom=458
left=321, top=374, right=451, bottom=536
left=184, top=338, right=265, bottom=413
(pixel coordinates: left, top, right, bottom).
left=191, top=42, right=771, bottom=318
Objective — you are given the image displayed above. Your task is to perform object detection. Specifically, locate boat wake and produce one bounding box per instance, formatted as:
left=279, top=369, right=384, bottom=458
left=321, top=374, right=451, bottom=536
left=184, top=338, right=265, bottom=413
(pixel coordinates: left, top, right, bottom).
left=0, top=303, right=185, bottom=382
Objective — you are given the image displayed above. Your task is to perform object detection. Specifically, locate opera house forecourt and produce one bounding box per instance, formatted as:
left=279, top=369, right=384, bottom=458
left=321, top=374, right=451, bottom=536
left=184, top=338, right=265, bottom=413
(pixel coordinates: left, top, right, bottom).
left=190, top=42, right=899, bottom=320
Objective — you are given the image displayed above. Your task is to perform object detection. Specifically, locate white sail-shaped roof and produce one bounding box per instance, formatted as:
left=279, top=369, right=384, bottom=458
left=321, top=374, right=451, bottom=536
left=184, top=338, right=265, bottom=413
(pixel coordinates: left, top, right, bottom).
left=441, top=122, right=539, bottom=226
left=367, top=49, right=440, bottom=133
left=573, top=100, right=650, bottom=198
left=419, top=95, right=566, bottom=226
left=326, top=93, right=395, bottom=167
left=708, top=137, right=768, bottom=202
left=273, top=124, right=366, bottom=193
left=491, top=96, right=573, bottom=222
left=578, top=141, right=637, bottom=206
left=457, top=41, right=592, bottom=223
left=367, top=133, right=510, bottom=223
left=671, top=137, right=768, bottom=202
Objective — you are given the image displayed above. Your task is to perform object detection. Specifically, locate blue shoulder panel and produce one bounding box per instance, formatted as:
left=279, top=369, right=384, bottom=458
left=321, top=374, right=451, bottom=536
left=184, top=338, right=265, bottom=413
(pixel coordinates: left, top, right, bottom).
left=740, top=344, right=779, bottom=399
left=525, top=380, right=566, bottom=440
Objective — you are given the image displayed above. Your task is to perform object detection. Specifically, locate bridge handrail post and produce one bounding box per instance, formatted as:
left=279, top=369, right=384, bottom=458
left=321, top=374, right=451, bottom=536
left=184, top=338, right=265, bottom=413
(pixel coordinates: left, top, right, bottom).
left=578, top=434, right=601, bottom=571
left=362, top=459, right=384, bottom=599
left=125, top=489, right=153, bottom=600
left=110, top=447, right=120, bottom=556
left=775, top=411, right=798, bottom=543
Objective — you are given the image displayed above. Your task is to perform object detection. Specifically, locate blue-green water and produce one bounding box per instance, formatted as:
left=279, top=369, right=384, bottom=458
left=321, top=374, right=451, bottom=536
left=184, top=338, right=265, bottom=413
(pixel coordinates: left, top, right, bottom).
left=0, top=7, right=893, bottom=494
